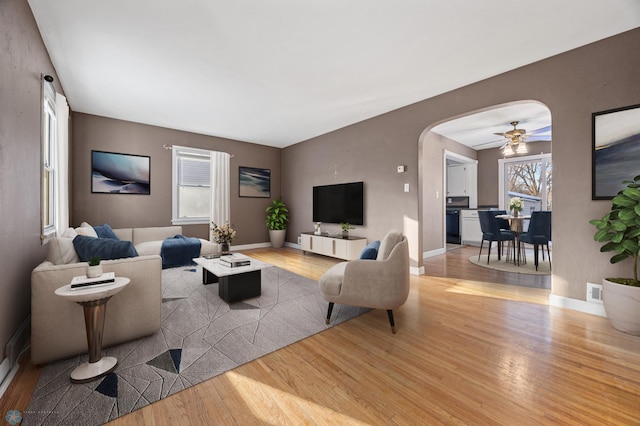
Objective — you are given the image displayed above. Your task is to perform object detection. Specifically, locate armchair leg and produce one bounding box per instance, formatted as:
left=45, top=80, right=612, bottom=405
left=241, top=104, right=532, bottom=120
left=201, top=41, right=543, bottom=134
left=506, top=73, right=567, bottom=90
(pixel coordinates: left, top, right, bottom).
left=387, top=310, right=396, bottom=334
left=326, top=302, right=334, bottom=324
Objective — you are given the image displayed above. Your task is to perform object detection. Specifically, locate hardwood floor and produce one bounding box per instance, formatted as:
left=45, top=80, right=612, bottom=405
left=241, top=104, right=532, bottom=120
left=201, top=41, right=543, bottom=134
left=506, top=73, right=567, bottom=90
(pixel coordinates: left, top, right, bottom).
left=3, top=246, right=640, bottom=425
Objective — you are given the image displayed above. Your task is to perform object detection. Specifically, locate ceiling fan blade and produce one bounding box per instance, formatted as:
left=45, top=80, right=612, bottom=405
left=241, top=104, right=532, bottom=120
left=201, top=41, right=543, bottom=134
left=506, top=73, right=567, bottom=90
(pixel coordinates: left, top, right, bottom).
left=528, top=125, right=552, bottom=135
left=472, top=138, right=506, bottom=148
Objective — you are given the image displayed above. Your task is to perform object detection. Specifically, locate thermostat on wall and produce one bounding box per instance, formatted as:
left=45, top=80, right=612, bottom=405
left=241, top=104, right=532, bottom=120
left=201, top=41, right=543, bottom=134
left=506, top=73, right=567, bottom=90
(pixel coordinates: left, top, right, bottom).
left=397, top=165, right=406, bottom=173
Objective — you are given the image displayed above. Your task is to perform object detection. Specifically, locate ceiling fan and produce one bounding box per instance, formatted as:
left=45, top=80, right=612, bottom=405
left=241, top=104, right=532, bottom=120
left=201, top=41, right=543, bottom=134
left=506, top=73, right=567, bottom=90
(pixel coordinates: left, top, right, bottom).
left=472, top=121, right=552, bottom=154
left=496, top=121, right=529, bottom=155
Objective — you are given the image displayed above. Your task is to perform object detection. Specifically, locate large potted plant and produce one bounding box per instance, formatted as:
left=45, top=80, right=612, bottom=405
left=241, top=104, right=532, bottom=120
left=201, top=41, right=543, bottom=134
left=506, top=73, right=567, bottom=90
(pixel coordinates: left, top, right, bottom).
left=590, top=175, right=640, bottom=335
left=266, top=198, right=289, bottom=248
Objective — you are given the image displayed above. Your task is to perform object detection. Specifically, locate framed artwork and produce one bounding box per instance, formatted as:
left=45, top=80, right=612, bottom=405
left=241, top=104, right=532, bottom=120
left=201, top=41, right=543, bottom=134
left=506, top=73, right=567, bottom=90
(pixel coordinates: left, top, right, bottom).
left=91, top=150, right=150, bottom=194
left=239, top=166, right=271, bottom=198
left=592, top=103, right=640, bottom=200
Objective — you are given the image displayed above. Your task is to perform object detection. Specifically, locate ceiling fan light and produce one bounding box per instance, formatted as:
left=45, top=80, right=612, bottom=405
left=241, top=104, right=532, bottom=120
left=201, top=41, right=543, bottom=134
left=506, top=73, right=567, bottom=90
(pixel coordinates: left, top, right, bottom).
left=503, top=145, right=514, bottom=156
left=516, top=143, right=528, bottom=154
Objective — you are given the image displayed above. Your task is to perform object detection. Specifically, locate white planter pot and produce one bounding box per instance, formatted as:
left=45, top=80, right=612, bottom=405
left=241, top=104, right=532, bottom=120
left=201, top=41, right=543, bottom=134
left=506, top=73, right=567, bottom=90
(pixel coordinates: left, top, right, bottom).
left=269, top=229, right=286, bottom=249
left=86, top=264, right=103, bottom=278
left=602, top=278, right=640, bottom=336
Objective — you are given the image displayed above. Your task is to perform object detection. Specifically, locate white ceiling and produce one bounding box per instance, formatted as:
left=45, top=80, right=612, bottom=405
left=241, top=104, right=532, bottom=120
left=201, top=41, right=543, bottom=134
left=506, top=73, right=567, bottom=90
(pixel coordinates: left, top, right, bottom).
left=28, top=0, right=640, bottom=148
left=432, top=102, right=552, bottom=150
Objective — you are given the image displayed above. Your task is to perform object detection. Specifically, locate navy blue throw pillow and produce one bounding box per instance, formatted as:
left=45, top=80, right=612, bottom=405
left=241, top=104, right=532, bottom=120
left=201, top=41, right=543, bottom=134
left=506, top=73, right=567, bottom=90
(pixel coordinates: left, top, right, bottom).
left=359, top=240, right=381, bottom=260
left=73, top=235, right=138, bottom=262
left=93, top=223, right=119, bottom=240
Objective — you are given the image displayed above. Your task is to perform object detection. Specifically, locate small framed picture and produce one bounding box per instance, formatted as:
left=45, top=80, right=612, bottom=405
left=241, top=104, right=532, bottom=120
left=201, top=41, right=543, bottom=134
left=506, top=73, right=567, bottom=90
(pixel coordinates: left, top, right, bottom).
left=239, top=166, right=271, bottom=198
left=91, top=150, right=150, bottom=194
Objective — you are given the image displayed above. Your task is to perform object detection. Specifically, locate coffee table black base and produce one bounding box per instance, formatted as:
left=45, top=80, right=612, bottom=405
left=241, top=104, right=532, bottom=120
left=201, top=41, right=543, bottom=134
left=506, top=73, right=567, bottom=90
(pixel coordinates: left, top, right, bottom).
left=202, top=268, right=261, bottom=303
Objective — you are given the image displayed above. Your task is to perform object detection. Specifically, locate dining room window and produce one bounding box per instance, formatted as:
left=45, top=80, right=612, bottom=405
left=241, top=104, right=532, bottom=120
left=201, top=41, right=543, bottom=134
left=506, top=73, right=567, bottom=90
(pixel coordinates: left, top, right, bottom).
left=498, top=153, right=552, bottom=213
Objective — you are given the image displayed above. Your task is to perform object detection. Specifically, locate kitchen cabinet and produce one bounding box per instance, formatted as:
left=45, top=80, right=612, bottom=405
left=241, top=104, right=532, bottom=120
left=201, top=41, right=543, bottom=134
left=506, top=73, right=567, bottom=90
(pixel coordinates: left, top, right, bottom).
left=447, top=163, right=478, bottom=208
left=461, top=210, right=483, bottom=246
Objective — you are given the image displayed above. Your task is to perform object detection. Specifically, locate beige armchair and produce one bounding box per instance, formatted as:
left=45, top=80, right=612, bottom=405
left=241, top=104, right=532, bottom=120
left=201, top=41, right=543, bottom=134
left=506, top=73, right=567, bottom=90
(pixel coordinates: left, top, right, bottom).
left=318, top=230, right=410, bottom=333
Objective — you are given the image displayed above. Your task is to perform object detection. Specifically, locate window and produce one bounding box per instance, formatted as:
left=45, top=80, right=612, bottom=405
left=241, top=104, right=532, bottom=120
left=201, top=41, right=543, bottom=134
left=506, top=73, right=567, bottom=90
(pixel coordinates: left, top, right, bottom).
left=172, top=146, right=211, bottom=224
left=499, top=153, right=552, bottom=213
left=41, top=77, right=57, bottom=242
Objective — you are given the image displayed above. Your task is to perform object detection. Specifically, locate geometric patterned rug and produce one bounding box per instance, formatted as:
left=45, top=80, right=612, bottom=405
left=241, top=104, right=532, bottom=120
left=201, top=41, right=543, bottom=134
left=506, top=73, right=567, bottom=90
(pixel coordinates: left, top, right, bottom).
left=23, top=263, right=367, bottom=425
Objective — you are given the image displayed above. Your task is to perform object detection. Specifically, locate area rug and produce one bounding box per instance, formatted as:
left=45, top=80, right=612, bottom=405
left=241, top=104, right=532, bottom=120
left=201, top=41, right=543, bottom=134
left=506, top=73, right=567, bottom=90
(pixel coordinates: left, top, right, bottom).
left=24, top=263, right=367, bottom=425
left=468, top=250, right=551, bottom=275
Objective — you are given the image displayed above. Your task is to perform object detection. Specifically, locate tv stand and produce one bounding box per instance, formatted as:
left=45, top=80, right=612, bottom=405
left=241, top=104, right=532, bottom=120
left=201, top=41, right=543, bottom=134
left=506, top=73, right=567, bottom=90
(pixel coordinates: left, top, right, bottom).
left=301, top=232, right=367, bottom=261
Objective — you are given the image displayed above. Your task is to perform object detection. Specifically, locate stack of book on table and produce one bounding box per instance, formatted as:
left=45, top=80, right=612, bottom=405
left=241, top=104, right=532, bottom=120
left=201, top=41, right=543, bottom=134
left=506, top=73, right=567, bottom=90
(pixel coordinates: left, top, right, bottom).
left=70, top=272, right=116, bottom=290
left=219, top=253, right=251, bottom=267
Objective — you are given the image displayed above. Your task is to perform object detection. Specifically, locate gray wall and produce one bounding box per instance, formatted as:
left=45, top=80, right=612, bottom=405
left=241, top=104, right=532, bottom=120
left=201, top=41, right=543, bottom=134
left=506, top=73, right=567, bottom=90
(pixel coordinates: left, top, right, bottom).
left=283, top=28, right=640, bottom=302
left=0, top=0, right=63, bottom=359
left=72, top=113, right=281, bottom=245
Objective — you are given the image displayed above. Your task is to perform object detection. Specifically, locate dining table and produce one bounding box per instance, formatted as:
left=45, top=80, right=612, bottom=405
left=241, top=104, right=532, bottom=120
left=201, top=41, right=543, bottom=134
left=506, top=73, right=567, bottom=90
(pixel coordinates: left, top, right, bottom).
left=496, top=214, right=531, bottom=266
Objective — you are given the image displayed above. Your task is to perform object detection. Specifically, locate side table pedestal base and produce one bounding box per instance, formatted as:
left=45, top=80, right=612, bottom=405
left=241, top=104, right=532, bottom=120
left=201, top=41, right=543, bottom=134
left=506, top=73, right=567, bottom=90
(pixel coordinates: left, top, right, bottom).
left=70, top=356, right=118, bottom=384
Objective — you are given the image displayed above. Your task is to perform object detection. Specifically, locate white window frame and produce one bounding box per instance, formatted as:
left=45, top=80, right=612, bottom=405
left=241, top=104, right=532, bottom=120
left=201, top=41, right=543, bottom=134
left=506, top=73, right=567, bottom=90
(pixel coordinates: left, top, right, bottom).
left=498, top=153, right=552, bottom=211
left=172, top=145, right=212, bottom=225
left=41, top=77, right=57, bottom=243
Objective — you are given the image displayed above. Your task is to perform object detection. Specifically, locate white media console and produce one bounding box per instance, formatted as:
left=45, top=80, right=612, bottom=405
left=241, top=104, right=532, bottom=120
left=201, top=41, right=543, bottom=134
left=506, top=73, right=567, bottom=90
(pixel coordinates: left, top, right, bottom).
left=301, top=232, right=367, bottom=261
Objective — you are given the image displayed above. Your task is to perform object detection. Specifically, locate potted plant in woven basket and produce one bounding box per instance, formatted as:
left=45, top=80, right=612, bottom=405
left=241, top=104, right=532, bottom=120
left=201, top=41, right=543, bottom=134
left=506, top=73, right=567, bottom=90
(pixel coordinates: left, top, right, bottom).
left=590, top=175, right=640, bottom=335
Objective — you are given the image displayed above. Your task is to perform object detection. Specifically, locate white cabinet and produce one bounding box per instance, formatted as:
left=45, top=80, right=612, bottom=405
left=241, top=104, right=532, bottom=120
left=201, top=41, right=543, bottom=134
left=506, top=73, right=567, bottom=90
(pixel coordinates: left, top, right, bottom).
left=447, top=163, right=478, bottom=208
left=461, top=210, right=483, bottom=246
left=301, top=233, right=367, bottom=260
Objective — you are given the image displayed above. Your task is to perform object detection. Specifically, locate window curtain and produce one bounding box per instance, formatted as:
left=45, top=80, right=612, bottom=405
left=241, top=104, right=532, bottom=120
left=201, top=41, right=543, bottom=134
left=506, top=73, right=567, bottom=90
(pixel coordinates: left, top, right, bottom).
left=210, top=151, right=231, bottom=240
left=55, top=92, right=69, bottom=234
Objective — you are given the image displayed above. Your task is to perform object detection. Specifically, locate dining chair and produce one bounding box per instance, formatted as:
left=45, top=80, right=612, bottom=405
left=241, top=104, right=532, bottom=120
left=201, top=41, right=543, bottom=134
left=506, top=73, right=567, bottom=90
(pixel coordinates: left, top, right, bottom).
left=518, top=211, right=552, bottom=270
left=478, top=210, right=516, bottom=264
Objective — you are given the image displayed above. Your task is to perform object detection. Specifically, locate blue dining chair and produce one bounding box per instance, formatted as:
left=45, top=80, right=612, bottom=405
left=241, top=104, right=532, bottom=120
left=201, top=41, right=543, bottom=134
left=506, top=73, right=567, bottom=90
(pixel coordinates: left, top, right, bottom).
left=478, top=210, right=515, bottom=264
left=518, top=211, right=552, bottom=270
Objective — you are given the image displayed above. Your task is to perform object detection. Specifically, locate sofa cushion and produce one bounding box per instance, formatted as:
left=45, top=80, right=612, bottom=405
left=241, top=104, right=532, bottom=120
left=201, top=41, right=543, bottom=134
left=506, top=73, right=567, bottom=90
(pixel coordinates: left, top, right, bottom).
left=75, top=222, right=98, bottom=238
left=73, top=235, right=139, bottom=262
left=359, top=240, right=380, bottom=260
left=46, top=228, right=80, bottom=265
left=93, top=223, right=119, bottom=240
left=135, top=240, right=163, bottom=256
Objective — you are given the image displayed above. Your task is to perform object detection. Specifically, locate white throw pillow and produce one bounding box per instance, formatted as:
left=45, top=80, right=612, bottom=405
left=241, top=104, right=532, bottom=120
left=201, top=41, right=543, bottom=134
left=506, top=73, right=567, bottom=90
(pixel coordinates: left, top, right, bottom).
left=75, top=222, right=98, bottom=238
left=46, top=228, right=80, bottom=265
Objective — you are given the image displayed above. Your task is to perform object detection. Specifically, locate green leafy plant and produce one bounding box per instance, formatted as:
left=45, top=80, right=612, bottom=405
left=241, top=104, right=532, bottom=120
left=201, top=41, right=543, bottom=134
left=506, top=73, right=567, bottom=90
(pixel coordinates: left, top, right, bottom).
left=265, top=198, right=289, bottom=231
left=88, top=256, right=101, bottom=266
left=590, top=175, right=640, bottom=286
left=341, top=222, right=355, bottom=231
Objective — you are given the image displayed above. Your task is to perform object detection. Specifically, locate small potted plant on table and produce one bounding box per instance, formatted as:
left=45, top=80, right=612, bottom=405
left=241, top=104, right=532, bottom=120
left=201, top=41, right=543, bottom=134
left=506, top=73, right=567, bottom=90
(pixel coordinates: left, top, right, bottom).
left=590, top=175, right=640, bottom=335
left=341, top=222, right=355, bottom=238
left=86, top=256, right=102, bottom=278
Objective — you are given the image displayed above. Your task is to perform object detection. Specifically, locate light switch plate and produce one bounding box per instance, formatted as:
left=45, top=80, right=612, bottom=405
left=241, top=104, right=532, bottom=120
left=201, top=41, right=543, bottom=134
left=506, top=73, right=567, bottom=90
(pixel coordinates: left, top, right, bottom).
left=404, top=183, right=410, bottom=192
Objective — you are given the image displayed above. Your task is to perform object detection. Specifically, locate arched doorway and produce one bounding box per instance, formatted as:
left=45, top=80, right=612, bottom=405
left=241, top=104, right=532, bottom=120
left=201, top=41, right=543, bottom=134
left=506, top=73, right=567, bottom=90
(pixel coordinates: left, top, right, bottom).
left=419, top=101, right=552, bottom=265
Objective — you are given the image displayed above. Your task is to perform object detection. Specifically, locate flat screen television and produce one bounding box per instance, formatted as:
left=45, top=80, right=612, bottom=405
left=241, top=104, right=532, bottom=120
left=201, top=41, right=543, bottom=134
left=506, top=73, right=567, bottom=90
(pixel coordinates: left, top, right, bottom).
left=313, top=181, right=364, bottom=225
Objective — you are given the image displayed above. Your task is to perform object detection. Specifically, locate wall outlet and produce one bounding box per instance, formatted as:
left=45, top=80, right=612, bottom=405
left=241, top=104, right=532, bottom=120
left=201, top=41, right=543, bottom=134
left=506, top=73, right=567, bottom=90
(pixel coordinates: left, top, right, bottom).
left=586, top=282, right=603, bottom=304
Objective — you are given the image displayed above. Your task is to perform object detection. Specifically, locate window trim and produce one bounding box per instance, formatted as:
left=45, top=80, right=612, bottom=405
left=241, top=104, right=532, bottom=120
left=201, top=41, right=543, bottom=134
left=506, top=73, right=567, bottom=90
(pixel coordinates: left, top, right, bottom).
left=41, top=77, right=57, bottom=243
left=498, top=153, right=552, bottom=212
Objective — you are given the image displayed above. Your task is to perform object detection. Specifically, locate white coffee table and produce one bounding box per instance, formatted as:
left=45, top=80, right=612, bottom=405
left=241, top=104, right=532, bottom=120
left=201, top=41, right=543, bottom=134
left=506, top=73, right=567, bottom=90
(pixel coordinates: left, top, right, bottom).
left=193, top=255, right=268, bottom=303
left=55, top=277, right=130, bottom=383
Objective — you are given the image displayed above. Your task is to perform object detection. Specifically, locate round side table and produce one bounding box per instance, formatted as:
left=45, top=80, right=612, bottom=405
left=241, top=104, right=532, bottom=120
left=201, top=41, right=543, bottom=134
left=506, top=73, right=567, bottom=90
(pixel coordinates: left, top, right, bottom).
left=55, top=277, right=130, bottom=383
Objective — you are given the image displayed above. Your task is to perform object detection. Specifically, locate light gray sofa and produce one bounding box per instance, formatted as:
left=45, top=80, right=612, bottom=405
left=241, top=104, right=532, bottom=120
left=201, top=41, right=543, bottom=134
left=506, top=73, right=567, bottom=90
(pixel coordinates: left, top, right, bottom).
left=31, top=224, right=217, bottom=365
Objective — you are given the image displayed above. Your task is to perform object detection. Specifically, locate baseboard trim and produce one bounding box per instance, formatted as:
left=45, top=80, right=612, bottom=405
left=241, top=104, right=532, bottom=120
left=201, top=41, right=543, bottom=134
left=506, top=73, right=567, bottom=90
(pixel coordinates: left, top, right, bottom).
left=232, top=242, right=271, bottom=251
left=0, top=317, right=30, bottom=399
left=423, top=248, right=446, bottom=259
left=0, top=358, right=20, bottom=399
left=411, top=266, right=425, bottom=276
left=549, top=294, right=607, bottom=317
